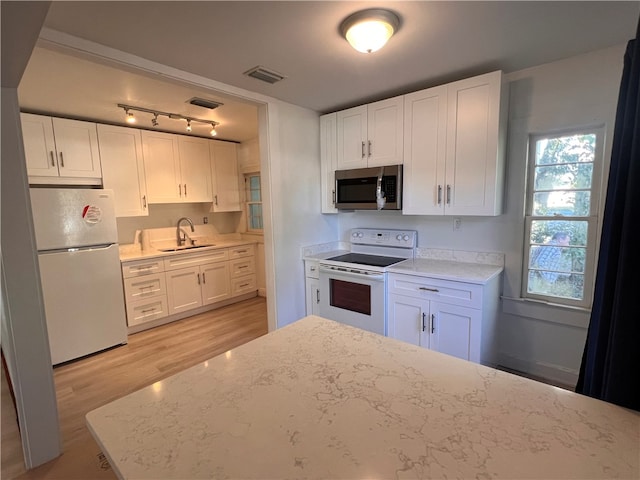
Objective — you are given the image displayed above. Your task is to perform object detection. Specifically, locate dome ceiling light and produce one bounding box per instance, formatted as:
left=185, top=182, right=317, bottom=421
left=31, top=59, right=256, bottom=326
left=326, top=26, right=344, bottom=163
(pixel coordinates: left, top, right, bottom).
left=340, top=8, right=401, bottom=54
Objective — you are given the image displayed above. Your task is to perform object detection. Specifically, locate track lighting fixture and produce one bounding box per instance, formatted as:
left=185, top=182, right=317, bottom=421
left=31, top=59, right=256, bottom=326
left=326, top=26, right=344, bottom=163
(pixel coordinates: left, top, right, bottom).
left=117, top=104, right=220, bottom=135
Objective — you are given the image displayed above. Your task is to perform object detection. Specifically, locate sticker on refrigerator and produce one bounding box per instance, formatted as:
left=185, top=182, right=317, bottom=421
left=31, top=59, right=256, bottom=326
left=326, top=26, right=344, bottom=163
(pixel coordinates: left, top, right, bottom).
left=82, top=205, right=102, bottom=224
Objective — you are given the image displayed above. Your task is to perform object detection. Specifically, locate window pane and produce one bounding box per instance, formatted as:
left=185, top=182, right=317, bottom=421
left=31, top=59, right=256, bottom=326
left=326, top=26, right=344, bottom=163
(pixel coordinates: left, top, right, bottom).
left=533, top=163, right=593, bottom=190
left=249, top=204, right=263, bottom=230
left=527, top=220, right=588, bottom=301
left=532, top=191, right=591, bottom=216
left=535, top=134, right=596, bottom=165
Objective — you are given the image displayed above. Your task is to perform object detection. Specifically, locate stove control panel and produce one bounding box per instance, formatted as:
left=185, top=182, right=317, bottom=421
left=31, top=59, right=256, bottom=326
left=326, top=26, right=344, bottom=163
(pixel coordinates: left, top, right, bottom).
left=350, top=228, right=417, bottom=248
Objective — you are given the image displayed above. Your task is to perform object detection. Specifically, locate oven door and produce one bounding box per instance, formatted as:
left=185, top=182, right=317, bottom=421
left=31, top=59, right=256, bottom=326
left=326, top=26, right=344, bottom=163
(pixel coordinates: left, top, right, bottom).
left=318, top=265, right=386, bottom=335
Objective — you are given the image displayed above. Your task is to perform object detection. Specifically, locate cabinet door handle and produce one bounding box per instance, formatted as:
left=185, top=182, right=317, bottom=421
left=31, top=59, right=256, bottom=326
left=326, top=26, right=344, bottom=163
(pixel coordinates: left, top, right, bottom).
left=446, top=184, right=451, bottom=205
left=309, top=266, right=316, bottom=272
left=197, top=273, right=201, bottom=285
left=422, top=312, right=426, bottom=332
left=214, top=195, right=218, bottom=206
left=142, top=195, right=147, bottom=208
left=316, top=288, right=320, bottom=304
left=368, top=140, right=372, bottom=157
left=184, top=184, right=188, bottom=196
left=361, top=141, right=366, bottom=158
left=50, top=151, right=56, bottom=167
left=59, top=152, right=65, bottom=168
left=431, top=314, right=435, bottom=334
left=178, top=184, right=182, bottom=197
left=202, top=272, right=206, bottom=284
left=332, top=190, right=336, bottom=204
left=419, top=287, right=439, bottom=293
left=437, top=185, right=442, bottom=205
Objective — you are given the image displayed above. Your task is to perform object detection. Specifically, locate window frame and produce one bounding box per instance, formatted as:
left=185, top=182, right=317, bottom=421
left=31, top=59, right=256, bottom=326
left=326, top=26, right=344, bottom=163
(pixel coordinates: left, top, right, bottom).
left=244, top=172, right=263, bottom=233
left=521, top=126, right=605, bottom=309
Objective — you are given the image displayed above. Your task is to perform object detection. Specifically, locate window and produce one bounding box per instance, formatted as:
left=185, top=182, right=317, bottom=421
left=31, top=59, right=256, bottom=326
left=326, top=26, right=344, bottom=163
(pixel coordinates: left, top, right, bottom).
left=245, top=173, right=263, bottom=232
left=523, top=128, right=604, bottom=308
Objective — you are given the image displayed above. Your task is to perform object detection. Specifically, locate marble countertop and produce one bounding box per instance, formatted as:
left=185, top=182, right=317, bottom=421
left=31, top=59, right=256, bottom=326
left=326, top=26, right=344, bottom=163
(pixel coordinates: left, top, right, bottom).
left=119, top=239, right=256, bottom=262
left=389, top=258, right=504, bottom=284
left=86, top=316, right=639, bottom=479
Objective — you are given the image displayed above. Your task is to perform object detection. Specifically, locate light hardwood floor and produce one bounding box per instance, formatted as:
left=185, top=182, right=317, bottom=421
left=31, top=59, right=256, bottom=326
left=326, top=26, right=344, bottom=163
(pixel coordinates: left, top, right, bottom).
left=1, top=296, right=268, bottom=480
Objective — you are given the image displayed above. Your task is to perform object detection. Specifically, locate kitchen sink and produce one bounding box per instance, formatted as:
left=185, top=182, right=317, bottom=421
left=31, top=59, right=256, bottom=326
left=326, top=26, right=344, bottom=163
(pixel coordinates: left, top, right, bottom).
left=158, top=244, right=215, bottom=252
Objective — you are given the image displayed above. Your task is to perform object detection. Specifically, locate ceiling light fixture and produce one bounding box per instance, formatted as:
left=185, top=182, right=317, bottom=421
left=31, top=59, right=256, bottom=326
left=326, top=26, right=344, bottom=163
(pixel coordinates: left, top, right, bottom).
left=340, top=8, right=400, bottom=54
left=125, top=108, right=136, bottom=124
left=118, top=104, right=219, bottom=135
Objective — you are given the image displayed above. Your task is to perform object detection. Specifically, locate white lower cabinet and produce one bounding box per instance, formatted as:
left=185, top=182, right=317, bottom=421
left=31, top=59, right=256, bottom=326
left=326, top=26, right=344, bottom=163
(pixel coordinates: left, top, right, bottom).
left=122, top=244, right=256, bottom=331
left=121, top=259, right=168, bottom=327
left=387, top=273, right=498, bottom=365
left=304, top=260, right=320, bottom=315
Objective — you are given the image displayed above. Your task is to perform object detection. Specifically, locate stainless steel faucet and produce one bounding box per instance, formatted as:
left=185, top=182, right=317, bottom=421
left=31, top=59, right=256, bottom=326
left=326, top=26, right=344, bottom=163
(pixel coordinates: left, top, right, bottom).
left=176, top=217, right=195, bottom=246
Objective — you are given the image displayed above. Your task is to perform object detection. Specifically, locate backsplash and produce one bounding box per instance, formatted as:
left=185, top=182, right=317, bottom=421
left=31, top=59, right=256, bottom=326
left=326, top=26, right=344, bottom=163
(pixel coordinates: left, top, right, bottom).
left=415, top=248, right=504, bottom=266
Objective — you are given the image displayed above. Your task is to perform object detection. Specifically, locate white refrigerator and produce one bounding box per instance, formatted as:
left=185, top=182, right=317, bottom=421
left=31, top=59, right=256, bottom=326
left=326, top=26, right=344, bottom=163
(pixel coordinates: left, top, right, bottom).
left=30, top=188, right=127, bottom=365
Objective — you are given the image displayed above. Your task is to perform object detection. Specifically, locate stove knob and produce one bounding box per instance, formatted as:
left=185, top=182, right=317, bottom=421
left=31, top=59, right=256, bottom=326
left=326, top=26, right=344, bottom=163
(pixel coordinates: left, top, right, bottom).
left=357, top=232, right=364, bottom=238
left=352, top=231, right=359, bottom=238
left=396, top=234, right=403, bottom=240
left=403, top=234, right=410, bottom=241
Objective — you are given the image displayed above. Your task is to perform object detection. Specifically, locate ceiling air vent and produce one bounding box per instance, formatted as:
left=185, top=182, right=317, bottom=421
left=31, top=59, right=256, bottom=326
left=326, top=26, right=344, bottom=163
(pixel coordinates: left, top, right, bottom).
left=188, top=97, right=223, bottom=110
left=243, top=66, right=286, bottom=84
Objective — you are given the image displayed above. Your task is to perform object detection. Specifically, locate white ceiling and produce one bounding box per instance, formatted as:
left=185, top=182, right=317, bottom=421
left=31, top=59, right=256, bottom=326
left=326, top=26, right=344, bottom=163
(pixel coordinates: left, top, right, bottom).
left=18, top=1, right=639, bottom=143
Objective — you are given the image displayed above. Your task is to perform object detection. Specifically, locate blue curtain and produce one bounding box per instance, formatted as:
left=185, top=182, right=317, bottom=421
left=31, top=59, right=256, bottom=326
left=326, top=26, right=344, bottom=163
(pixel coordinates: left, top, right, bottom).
left=576, top=19, right=640, bottom=411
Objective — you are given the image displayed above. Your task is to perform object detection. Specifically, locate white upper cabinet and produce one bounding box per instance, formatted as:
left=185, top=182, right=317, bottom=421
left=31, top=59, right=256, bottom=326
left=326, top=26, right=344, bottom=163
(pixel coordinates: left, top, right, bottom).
left=97, top=124, right=148, bottom=217
left=403, top=70, right=507, bottom=216
left=210, top=140, right=241, bottom=212
left=141, top=130, right=181, bottom=203
left=142, top=131, right=212, bottom=203
left=336, top=96, right=404, bottom=170
left=21, top=113, right=102, bottom=185
left=177, top=136, right=213, bottom=203
left=402, top=85, right=448, bottom=215
left=320, top=113, right=338, bottom=214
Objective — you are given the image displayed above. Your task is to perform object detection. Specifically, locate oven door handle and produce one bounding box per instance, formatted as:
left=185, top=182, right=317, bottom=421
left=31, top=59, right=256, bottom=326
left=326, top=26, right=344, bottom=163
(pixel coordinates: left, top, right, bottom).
left=319, top=265, right=385, bottom=281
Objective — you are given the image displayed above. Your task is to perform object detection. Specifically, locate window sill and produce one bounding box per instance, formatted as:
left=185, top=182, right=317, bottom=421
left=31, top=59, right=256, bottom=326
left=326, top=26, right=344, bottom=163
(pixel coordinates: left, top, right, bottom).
left=501, top=296, right=591, bottom=329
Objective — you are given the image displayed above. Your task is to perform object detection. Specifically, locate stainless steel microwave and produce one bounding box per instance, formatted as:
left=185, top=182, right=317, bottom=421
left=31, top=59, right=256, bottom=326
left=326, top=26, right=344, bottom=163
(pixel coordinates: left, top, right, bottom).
left=335, top=165, right=402, bottom=210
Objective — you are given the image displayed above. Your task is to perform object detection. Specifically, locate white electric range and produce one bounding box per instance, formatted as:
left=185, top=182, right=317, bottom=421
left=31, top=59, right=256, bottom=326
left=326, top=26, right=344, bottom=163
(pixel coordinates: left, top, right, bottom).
left=318, top=228, right=417, bottom=335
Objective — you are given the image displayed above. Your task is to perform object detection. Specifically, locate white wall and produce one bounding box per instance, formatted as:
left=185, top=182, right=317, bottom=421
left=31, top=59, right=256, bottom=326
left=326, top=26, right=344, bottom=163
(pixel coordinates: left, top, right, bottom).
left=339, top=44, right=626, bottom=387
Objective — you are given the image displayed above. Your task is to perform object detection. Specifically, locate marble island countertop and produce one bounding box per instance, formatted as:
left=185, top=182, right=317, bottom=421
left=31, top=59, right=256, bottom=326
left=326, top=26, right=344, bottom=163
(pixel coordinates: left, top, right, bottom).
left=87, top=316, right=639, bottom=479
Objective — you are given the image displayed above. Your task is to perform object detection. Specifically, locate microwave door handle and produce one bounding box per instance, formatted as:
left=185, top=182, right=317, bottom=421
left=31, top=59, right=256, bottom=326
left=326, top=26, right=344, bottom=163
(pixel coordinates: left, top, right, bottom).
left=376, top=167, right=386, bottom=210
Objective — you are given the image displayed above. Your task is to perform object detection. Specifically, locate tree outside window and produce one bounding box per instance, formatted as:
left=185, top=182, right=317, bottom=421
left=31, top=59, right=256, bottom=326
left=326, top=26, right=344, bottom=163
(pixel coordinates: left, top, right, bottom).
left=523, top=129, right=603, bottom=308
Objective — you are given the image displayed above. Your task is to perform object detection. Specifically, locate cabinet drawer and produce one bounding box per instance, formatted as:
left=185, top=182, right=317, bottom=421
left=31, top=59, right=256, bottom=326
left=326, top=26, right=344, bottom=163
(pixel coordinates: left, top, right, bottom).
left=388, top=273, right=482, bottom=309
left=305, top=260, right=319, bottom=279
left=231, top=275, right=256, bottom=296
left=230, top=257, right=255, bottom=278
left=123, top=273, right=166, bottom=302
left=122, top=259, right=164, bottom=278
left=163, top=249, right=228, bottom=271
left=126, top=296, right=169, bottom=326
left=229, top=245, right=254, bottom=259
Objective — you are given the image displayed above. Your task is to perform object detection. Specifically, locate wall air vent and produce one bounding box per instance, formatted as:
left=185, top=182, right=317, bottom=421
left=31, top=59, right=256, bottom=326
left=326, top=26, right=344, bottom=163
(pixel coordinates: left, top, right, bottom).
left=243, top=66, right=286, bottom=84
left=188, top=97, right=223, bottom=110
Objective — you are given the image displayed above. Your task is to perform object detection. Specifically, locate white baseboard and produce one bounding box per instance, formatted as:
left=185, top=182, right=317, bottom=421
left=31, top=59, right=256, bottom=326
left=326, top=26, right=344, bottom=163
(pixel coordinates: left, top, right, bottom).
left=497, top=353, right=578, bottom=390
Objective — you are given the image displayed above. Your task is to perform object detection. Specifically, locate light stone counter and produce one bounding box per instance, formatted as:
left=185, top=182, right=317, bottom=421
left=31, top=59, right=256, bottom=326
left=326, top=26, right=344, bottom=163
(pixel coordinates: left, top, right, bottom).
left=86, top=316, right=639, bottom=480
left=389, top=258, right=503, bottom=284
left=119, top=239, right=256, bottom=262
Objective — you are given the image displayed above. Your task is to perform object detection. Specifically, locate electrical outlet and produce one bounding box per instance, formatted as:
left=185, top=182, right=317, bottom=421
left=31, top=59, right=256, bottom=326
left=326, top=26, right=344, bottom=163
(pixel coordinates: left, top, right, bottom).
left=203, top=217, right=208, bottom=224
left=453, top=218, right=461, bottom=230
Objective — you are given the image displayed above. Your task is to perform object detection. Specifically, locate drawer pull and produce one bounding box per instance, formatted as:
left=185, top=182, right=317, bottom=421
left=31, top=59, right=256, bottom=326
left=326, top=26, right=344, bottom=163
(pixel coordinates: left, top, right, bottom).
left=239, top=283, right=249, bottom=288
left=235, top=250, right=247, bottom=254
left=238, top=265, right=248, bottom=269
left=141, top=307, right=155, bottom=314
left=310, top=266, right=316, bottom=272
left=419, top=287, right=439, bottom=293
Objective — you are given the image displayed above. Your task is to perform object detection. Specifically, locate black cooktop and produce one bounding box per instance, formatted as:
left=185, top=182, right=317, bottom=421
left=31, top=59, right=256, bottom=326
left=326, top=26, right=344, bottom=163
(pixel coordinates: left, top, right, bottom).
left=326, top=253, right=406, bottom=268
